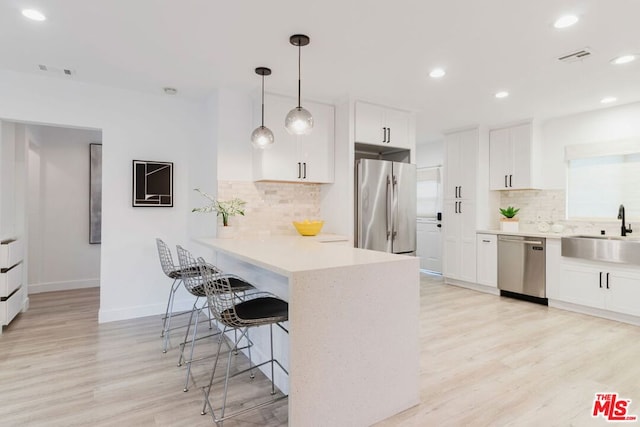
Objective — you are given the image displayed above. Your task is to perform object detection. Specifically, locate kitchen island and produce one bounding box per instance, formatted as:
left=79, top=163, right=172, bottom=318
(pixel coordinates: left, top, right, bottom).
left=195, top=235, right=420, bottom=426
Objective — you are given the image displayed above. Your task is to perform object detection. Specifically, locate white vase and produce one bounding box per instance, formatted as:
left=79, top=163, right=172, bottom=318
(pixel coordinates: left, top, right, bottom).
left=217, top=226, right=235, bottom=239
left=500, top=218, right=519, bottom=232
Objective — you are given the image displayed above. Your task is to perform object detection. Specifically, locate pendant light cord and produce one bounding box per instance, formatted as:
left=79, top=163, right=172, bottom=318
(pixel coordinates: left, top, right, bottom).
left=261, top=73, right=265, bottom=126
left=297, top=44, right=302, bottom=108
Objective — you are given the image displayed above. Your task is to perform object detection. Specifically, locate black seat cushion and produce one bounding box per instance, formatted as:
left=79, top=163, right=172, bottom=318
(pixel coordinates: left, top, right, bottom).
left=228, top=277, right=255, bottom=292
left=222, top=297, right=288, bottom=323
left=168, top=265, right=219, bottom=279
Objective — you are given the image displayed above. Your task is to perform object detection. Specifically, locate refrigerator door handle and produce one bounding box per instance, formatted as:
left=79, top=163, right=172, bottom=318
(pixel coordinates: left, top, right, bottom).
left=392, top=175, right=398, bottom=239
left=386, top=175, right=392, bottom=240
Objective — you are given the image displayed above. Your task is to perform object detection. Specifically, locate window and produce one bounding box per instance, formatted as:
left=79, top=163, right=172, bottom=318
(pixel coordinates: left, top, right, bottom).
left=567, top=152, right=640, bottom=220
left=417, top=166, right=441, bottom=218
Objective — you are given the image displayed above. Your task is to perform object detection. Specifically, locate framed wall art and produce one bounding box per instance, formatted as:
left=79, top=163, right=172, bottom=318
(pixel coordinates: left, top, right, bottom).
left=89, top=143, right=102, bottom=244
left=132, top=160, right=173, bottom=207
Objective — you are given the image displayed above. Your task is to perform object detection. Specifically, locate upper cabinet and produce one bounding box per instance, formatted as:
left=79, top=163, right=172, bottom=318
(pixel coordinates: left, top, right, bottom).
left=354, top=101, right=411, bottom=149
left=489, top=121, right=541, bottom=190
left=444, top=128, right=477, bottom=201
left=253, top=93, right=335, bottom=183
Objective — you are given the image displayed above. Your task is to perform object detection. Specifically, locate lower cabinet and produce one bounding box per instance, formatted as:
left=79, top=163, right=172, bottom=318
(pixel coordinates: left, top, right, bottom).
left=558, top=258, right=640, bottom=317
left=443, top=200, right=476, bottom=282
left=476, top=234, right=497, bottom=287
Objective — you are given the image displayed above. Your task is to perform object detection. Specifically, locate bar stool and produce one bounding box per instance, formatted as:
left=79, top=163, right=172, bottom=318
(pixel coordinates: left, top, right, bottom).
left=156, top=238, right=204, bottom=353
left=194, top=256, right=289, bottom=424
left=175, top=245, right=255, bottom=392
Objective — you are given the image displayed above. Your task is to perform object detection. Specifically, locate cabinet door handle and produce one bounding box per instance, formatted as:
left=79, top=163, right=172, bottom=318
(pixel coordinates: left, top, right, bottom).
left=454, top=201, right=458, bottom=214
left=459, top=201, right=462, bottom=214
left=297, top=162, right=301, bottom=179
left=504, top=175, right=508, bottom=188
left=458, top=186, right=462, bottom=198
left=606, top=272, right=610, bottom=289
left=599, top=271, right=603, bottom=288
left=388, top=127, right=391, bottom=143
left=509, top=175, right=513, bottom=187
left=482, top=239, right=491, bottom=243
left=382, top=127, right=387, bottom=143
left=303, top=162, right=307, bottom=179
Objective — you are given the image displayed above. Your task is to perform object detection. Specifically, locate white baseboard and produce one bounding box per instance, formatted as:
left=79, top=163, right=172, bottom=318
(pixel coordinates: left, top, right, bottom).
left=444, top=277, right=500, bottom=295
left=98, top=297, right=195, bottom=323
left=29, top=279, right=100, bottom=294
left=549, top=299, right=640, bottom=327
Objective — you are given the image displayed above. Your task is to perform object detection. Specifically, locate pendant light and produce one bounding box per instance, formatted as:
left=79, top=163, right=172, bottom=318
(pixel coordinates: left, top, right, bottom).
left=285, top=34, right=314, bottom=135
left=251, top=67, right=275, bottom=149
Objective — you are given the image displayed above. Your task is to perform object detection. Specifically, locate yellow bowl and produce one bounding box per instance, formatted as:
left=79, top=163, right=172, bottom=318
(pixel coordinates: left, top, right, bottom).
left=292, top=220, right=324, bottom=236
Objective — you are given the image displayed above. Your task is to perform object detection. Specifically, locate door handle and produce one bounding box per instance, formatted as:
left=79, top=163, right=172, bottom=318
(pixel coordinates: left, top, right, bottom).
left=437, top=224, right=442, bottom=228
left=303, top=162, right=307, bottom=179
left=599, top=272, right=603, bottom=288
left=459, top=201, right=462, bottom=213
left=392, top=175, right=398, bottom=240
left=297, top=162, right=301, bottom=179
left=504, top=175, right=508, bottom=188
left=382, top=127, right=387, bottom=143
left=498, top=239, right=543, bottom=245
left=386, top=176, right=392, bottom=239
left=482, top=239, right=491, bottom=243
left=458, top=186, right=462, bottom=198
left=509, top=175, right=513, bottom=187
left=606, top=272, right=610, bottom=289
left=454, top=201, right=458, bottom=214
left=388, top=127, right=391, bottom=143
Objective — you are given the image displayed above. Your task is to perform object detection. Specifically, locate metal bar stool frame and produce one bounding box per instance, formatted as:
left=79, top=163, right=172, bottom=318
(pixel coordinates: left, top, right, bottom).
left=176, top=245, right=256, bottom=393
left=195, top=257, right=289, bottom=425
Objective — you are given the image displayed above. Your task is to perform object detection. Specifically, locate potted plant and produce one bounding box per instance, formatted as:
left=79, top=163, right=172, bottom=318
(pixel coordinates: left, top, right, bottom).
left=192, top=188, right=246, bottom=238
left=499, top=206, right=520, bottom=232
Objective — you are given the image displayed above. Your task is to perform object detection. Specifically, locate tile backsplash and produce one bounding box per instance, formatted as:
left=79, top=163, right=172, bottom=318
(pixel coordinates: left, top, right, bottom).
left=500, top=189, right=626, bottom=235
left=217, top=181, right=321, bottom=237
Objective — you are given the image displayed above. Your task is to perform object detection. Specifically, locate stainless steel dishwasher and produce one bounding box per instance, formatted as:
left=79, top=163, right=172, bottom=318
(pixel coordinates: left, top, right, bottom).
left=497, top=235, right=547, bottom=303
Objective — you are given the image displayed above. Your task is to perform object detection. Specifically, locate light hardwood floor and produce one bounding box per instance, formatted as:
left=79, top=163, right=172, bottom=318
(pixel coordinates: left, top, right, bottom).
left=1, top=276, right=639, bottom=426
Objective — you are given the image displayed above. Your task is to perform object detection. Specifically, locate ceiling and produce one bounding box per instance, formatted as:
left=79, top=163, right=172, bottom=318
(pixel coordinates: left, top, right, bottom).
left=1, top=0, right=639, bottom=143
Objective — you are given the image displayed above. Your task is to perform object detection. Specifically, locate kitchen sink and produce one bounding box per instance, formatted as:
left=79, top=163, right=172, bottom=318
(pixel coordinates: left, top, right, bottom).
left=562, top=234, right=640, bottom=265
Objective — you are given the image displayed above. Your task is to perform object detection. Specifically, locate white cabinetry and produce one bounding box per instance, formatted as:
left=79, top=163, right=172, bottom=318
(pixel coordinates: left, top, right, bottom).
left=354, top=101, right=411, bottom=149
left=489, top=121, right=540, bottom=190
left=476, top=234, right=497, bottom=287
left=443, top=128, right=478, bottom=283
left=253, top=93, right=334, bottom=183
left=558, top=258, right=640, bottom=317
left=1, top=239, right=23, bottom=333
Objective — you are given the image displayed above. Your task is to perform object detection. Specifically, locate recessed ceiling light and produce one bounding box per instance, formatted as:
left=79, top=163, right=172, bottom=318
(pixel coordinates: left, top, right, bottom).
left=495, top=91, right=509, bottom=99
left=22, top=9, right=46, bottom=21
left=611, top=54, right=636, bottom=65
left=554, top=14, right=579, bottom=29
left=601, top=97, right=617, bottom=104
left=429, top=68, right=446, bottom=78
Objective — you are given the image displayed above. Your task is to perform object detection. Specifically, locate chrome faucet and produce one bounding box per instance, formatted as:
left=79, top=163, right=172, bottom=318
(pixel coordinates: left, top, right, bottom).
left=618, top=204, right=633, bottom=236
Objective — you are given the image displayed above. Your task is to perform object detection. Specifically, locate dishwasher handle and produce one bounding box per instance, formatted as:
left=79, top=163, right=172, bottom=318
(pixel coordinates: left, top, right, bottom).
left=499, top=238, right=544, bottom=245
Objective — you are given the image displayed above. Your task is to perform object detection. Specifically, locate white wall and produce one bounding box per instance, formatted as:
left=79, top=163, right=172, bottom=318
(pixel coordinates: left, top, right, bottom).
left=0, top=121, right=17, bottom=240
left=416, top=140, right=444, bottom=167
left=541, top=101, right=640, bottom=189
left=26, top=125, right=102, bottom=293
left=0, top=69, right=208, bottom=322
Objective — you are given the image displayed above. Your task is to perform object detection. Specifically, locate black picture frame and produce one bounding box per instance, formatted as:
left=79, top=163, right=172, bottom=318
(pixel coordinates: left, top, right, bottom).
left=89, top=143, right=102, bottom=244
left=132, top=160, right=173, bottom=207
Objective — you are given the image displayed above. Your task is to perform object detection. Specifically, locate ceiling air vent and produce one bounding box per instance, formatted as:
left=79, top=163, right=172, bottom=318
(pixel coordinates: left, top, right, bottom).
left=558, top=48, right=593, bottom=63
left=37, top=64, right=75, bottom=76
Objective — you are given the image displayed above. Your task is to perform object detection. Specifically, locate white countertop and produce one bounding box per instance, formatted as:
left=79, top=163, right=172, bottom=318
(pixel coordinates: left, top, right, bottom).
left=195, top=235, right=414, bottom=277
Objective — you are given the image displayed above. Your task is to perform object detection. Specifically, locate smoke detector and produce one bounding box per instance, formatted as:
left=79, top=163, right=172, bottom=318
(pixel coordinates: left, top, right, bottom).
left=38, top=64, right=75, bottom=76
left=557, top=48, right=593, bottom=63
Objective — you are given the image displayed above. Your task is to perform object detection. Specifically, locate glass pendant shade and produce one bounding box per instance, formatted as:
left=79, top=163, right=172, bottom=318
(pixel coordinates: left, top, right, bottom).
left=251, top=125, right=274, bottom=149
left=285, top=106, right=314, bottom=135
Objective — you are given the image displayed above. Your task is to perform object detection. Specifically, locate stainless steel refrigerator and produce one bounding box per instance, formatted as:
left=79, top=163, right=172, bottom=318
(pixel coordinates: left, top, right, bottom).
left=356, top=159, right=417, bottom=254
